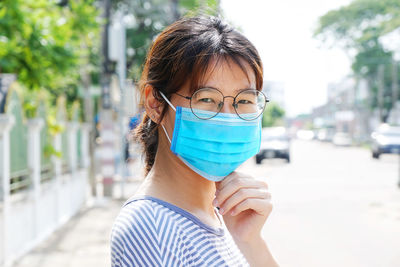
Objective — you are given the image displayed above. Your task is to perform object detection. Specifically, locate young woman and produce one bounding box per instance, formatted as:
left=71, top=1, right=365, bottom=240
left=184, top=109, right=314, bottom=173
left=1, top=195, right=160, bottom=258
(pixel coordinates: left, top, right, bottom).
left=111, top=16, right=279, bottom=267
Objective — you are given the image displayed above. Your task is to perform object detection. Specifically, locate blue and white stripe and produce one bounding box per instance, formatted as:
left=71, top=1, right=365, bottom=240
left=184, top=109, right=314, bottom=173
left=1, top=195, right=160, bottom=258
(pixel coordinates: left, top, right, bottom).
left=110, top=195, right=249, bottom=266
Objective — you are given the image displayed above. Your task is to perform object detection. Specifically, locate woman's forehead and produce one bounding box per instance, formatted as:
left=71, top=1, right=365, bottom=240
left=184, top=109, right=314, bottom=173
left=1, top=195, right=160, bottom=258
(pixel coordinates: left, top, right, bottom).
left=182, top=57, right=256, bottom=95
left=204, top=57, right=255, bottom=85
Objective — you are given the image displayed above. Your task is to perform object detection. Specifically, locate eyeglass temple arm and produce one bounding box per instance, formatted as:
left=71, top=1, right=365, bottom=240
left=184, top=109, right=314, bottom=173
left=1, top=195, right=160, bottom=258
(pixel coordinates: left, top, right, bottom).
left=174, top=92, right=191, bottom=100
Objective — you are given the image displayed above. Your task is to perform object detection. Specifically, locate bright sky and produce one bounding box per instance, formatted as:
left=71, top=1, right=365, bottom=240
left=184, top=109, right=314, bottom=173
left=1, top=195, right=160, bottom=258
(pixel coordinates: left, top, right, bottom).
left=220, top=0, right=353, bottom=116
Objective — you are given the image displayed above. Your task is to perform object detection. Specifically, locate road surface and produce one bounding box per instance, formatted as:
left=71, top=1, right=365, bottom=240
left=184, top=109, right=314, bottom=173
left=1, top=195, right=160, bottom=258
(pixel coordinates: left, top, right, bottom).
left=238, top=140, right=400, bottom=267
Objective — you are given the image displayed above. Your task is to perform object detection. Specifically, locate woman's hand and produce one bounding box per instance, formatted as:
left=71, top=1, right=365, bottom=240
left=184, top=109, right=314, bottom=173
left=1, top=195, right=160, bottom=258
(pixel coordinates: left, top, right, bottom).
left=214, top=172, right=278, bottom=266
left=214, top=171, right=272, bottom=243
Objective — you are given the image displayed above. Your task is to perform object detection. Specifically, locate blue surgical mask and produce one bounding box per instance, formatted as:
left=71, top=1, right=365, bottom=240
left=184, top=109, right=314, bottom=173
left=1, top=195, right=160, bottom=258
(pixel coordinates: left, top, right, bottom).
left=160, top=92, right=262, bottom=182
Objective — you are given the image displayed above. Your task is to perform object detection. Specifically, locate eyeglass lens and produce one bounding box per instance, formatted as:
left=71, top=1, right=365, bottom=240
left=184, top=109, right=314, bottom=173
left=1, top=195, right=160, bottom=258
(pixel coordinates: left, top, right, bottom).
left=190, top=88, right=266, bottom=120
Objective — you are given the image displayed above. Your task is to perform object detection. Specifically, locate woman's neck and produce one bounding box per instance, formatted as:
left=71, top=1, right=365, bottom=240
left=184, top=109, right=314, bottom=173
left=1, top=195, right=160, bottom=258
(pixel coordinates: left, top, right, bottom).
left=135, top=129, right=218, bottom=223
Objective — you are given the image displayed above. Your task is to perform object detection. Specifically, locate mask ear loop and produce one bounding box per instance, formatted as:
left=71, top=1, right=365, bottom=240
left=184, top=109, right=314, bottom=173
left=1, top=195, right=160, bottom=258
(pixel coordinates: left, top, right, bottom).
left=159, top=91, right=176, bottom=112
left=161, top=124, right=172, bottom=144
left=158, top=91, right=175, bottom=143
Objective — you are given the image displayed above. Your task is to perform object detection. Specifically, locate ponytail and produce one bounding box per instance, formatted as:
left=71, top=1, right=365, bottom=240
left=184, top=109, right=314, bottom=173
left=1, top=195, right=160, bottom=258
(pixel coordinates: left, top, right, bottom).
left=132, top=114, right=159, bottom=175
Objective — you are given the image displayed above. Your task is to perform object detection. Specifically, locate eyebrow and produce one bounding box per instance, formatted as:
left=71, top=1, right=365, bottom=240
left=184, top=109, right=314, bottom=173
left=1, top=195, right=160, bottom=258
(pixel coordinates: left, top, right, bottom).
left=197, top=85, right=257, bottom=93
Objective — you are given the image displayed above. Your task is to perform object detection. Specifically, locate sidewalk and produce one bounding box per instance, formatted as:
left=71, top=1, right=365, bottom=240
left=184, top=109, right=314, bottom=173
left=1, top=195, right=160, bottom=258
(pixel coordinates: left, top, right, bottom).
left=12, top=181, right=142, bottom=267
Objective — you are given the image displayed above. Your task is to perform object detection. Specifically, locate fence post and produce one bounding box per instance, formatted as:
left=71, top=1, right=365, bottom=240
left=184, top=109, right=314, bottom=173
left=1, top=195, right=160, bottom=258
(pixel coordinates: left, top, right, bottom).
left=27, top=118, right=44, bottom=239
left=53, top=131, right=62, bottom=224
left=66, top=122, right=79, bottom=213
left=0, top=114, right=15, bottom=266
left=66, top=122, right=79, bottom=175
left=80, top=123, right=91, bottom=169
left=80, top=123, right=91, bottom=200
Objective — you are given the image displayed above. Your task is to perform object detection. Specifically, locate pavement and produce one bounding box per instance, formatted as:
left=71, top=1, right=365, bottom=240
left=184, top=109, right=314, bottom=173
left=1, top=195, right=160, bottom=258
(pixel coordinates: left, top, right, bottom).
left=12, top=179, right=142, bottom=267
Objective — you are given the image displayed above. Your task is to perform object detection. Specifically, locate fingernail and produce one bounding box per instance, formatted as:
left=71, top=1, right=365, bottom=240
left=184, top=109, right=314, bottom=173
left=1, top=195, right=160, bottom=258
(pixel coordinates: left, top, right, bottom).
left=219, top=208, right=224, bottom=215
left=212, top=198, right=218, bottom=207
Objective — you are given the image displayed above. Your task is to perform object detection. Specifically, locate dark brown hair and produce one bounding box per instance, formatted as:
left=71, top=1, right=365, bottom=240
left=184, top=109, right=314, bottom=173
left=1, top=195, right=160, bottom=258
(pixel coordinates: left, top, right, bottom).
left=134, top=16, right=263, bottom=175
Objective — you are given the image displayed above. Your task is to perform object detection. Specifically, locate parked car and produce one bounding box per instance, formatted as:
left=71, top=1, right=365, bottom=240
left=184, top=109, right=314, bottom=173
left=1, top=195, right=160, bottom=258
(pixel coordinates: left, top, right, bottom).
left=316, top=127, right=335, bottom=142
left=256, top=127, right=290, bottom=164
left=332, top=132, right=352, bottom=146
left=371, top=124, right=400, bottom=159
left=296, top=129, right=314, bottom=140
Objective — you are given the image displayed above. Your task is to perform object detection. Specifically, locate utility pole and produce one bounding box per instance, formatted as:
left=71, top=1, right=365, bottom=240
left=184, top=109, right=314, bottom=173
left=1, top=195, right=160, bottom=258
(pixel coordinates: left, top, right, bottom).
left=171, top=0, right=180, bottom=21
left=79, top=42, right=97, bottom=197
left=353, top=78, right=359, bottom=143
left=100, top=0, right=115, bottom=197
left=392, top=60, right=399, bottom=125
left=109, top=10, right=127, bottom=199
left=378, top=64, right=385, bottom=123
left=393, top=60, right=400, bottom=189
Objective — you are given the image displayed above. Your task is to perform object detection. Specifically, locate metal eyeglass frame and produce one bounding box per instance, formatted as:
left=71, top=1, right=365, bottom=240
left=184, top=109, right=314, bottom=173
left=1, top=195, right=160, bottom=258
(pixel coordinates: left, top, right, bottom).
left=174, top=87, right=270, bottom=120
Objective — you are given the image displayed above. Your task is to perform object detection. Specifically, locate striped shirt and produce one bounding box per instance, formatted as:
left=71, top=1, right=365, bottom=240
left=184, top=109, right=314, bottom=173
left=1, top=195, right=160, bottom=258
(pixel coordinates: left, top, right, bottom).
left=110, top=195, right=249, bottom=267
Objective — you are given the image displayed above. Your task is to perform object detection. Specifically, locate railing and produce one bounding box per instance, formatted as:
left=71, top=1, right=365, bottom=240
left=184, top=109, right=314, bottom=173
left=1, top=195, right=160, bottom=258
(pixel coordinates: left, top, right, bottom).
left=6, top=83, right=29, bottom=194
left=0, top=80, right=92, bottom=266
left=38, top=98, right=54, bottom=184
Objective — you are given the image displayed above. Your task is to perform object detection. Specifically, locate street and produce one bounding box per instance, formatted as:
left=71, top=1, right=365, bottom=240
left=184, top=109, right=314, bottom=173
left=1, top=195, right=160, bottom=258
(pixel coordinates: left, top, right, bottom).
left=238, top=140, right=400, bottom=267
left=12, top=140, right=400, bottom=267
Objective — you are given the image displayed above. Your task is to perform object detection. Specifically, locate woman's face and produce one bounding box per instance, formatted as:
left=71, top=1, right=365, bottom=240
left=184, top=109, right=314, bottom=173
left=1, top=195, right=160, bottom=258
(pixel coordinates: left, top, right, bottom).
left=161, top=58, right=257, bottom=135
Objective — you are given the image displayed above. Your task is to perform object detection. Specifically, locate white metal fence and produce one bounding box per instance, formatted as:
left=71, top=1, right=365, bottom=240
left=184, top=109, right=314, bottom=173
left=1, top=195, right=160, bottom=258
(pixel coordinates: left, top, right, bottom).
left=0, top=114, right=91, bottom=267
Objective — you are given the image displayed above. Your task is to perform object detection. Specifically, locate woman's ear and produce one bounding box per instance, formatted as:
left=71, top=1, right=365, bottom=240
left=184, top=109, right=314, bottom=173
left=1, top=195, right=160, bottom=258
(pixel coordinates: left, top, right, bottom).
left=144, top=84, right=163, bottom=123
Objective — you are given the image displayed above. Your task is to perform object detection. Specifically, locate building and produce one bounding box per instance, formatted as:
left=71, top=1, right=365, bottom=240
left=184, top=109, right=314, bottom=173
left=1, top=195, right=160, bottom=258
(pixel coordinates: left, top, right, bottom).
left=311, top=76, right=373, bottom=143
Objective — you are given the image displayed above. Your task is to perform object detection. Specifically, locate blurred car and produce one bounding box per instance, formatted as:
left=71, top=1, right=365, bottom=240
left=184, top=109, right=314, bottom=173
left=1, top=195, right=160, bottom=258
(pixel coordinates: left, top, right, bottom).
left=371, top=124, right=400, bottom=159
left=256, top=127, right=290, bottom=164
left=316, top=128, right=335, bottom=142
left=332, top=132, right=352, bottom=146
left=296, top=129, right=314, bottom=140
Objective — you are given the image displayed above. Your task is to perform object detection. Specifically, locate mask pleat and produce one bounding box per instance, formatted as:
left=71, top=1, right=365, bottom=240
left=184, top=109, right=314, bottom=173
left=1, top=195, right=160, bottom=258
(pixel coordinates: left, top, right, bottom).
left=177, top=137, right=260, bottom=154
left=178, top=119, right=260, bottom=143
left=182, top=156, right=244, bottom=177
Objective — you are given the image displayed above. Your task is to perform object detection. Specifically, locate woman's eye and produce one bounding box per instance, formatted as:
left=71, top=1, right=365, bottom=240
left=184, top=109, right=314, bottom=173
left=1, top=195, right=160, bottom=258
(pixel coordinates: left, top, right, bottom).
left=199, top=98, right=214, bottom=103
left=237, top=99, right=253, bottom=104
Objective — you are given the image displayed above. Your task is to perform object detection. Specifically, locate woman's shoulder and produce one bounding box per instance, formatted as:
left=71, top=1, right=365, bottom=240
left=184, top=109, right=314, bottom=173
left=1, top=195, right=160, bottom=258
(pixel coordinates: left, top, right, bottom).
left=112, top=195, right=175, bottom=233
left=117, top=195, right=225, bottom=235
left=110, top=195, right=187, bottom=266
left=111, top=195, right=194, bottom=242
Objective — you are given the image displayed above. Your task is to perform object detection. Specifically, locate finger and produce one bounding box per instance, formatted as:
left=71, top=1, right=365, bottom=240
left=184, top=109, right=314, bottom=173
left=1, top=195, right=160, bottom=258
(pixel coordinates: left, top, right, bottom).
left=219, top=188, right=271, bottom=215
left=216, top=171, right=246, bottom=190
left=230, top=198, right=273, bottom=216
left=215, top=178, right=269, bottom=207
left=218, top=174, right=269, bottom=193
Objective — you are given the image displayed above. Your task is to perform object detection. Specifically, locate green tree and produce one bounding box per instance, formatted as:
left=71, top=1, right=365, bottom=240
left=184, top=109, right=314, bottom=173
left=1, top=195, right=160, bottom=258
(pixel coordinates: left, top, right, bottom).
left=314, top=0, right=400, bottom=122
left=262, top=102, right=285, bottom=128
left=0, top=0, right=101, bottom=112
left=114, top=0, right=220, bottom=81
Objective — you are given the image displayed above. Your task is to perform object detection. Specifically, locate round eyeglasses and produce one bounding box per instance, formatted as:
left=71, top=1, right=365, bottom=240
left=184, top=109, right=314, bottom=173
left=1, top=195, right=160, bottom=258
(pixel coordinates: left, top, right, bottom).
left=174, top=87, right=269, bottom=120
